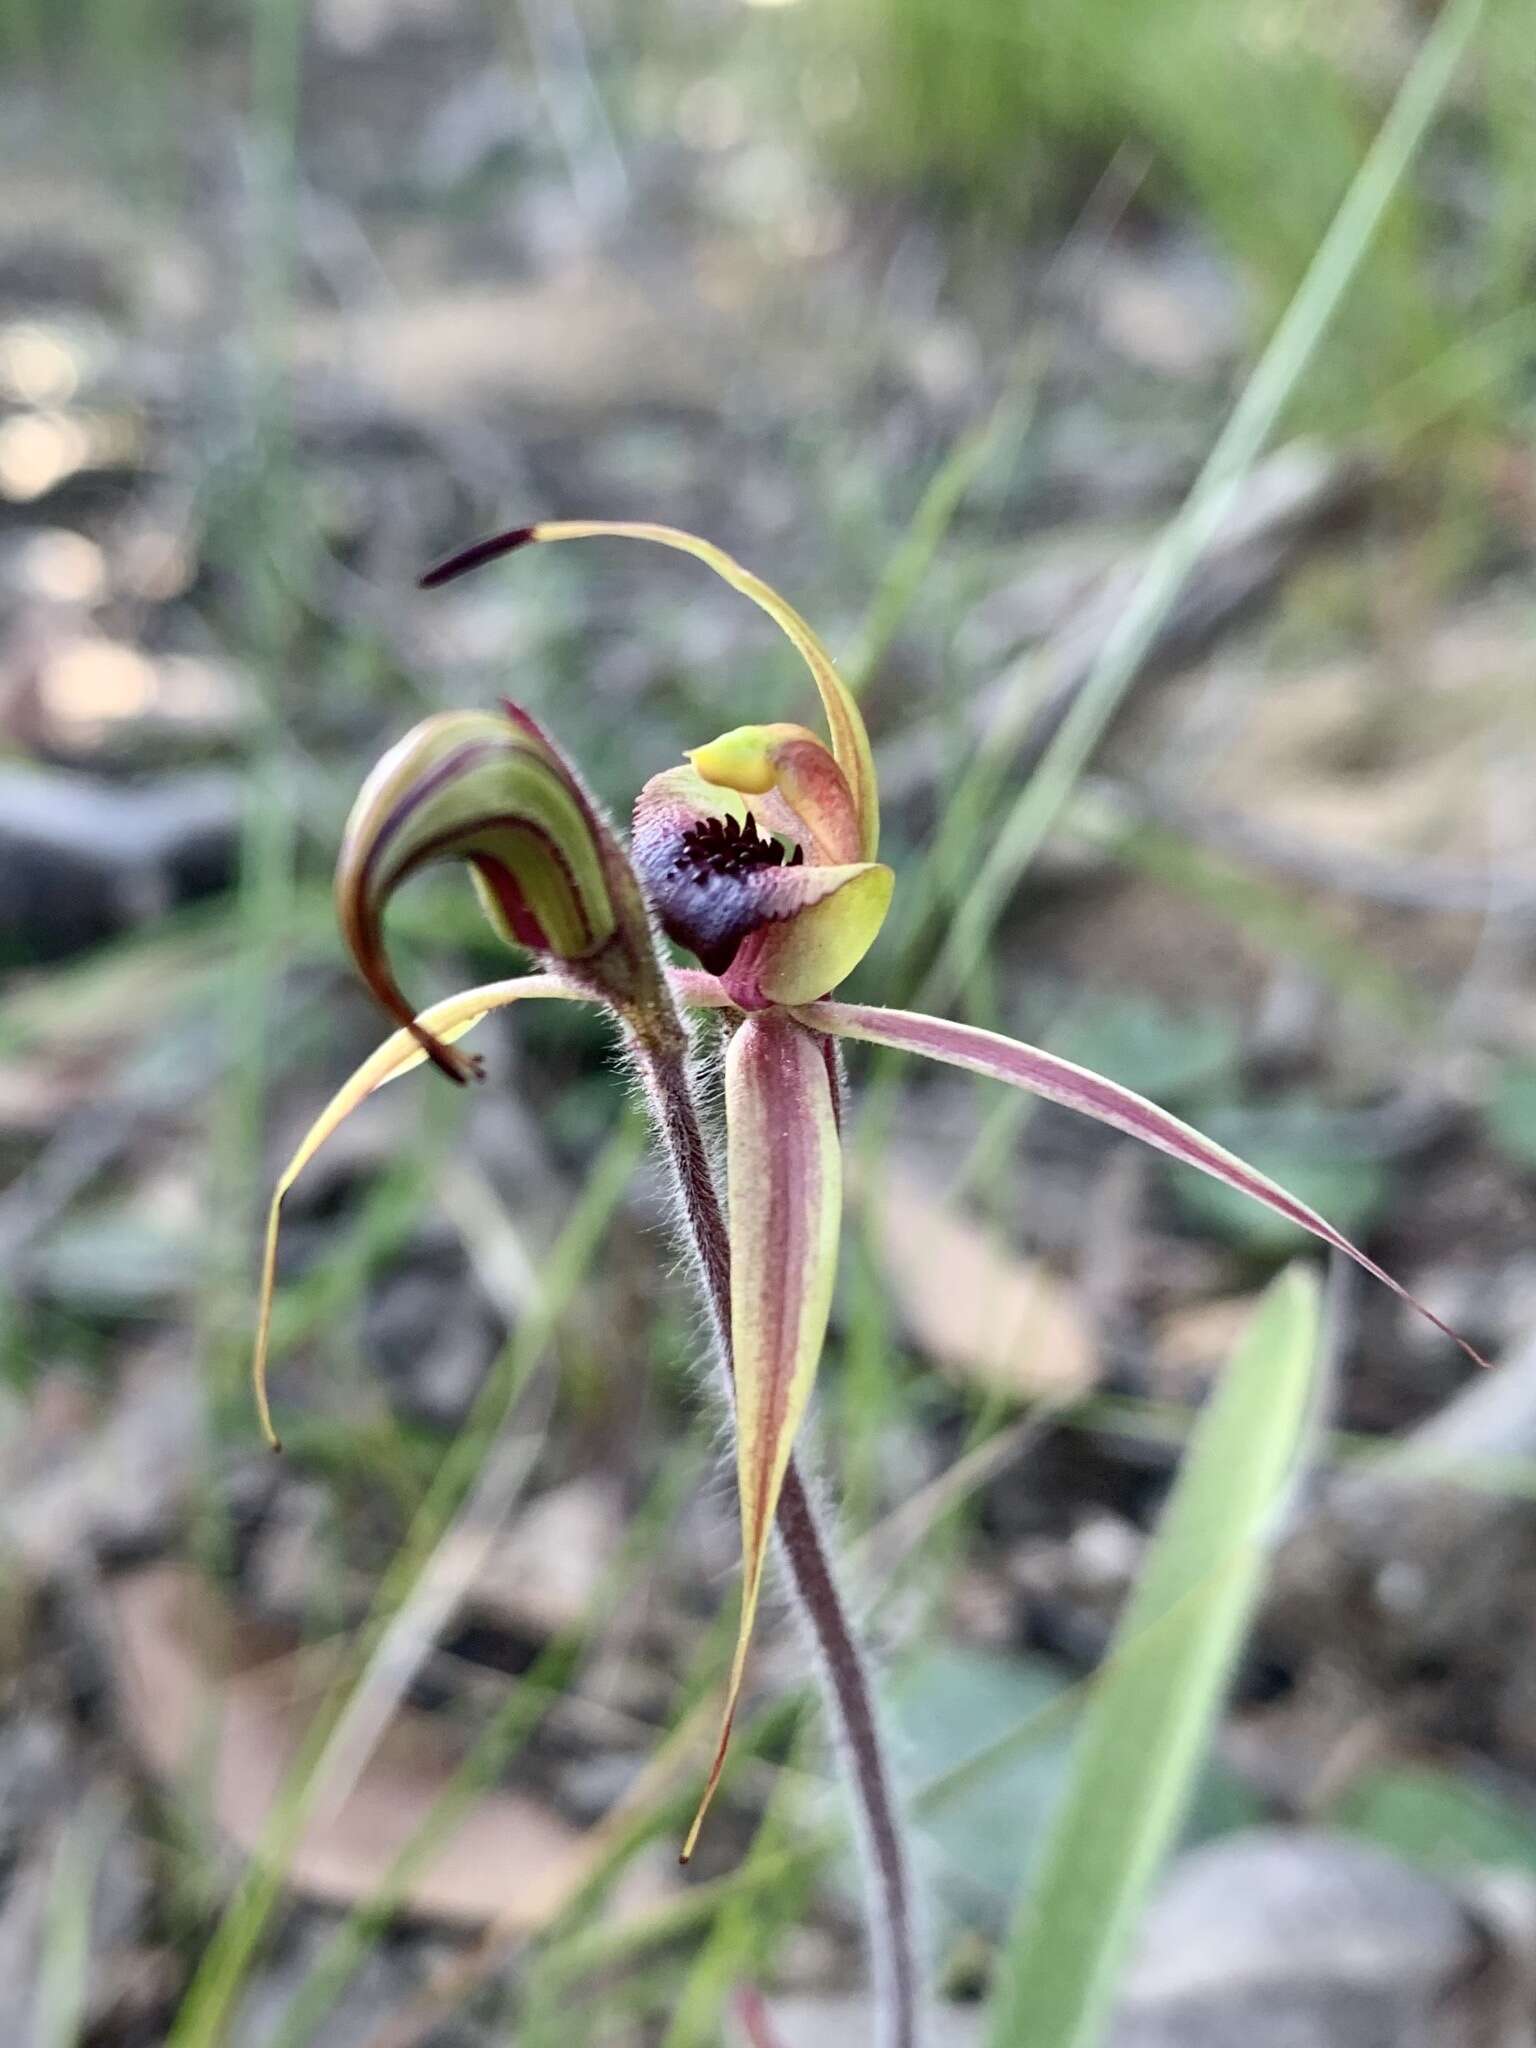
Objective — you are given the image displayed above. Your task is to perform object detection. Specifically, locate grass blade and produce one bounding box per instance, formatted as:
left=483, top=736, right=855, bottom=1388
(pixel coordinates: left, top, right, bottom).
left=36, top=1793, right=116, bottom=2048
left=986, top=1266, right=1321, bottom=2048
left=931, top=0, right=1486, bottom=1004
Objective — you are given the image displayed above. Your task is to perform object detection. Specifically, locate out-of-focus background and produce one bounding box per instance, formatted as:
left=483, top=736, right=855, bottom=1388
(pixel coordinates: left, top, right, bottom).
left=4, top=2, right=1536, bottom=2043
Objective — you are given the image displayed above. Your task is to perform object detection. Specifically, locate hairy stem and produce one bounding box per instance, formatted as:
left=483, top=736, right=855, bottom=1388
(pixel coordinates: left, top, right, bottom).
left=631, top=1026, right=920, bottom=2048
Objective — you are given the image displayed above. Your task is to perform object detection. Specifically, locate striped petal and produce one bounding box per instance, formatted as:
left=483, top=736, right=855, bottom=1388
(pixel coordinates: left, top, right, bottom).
left=251, top=975, right=585, bottom=1449
left=337, top=703, right=665, bottom=1081
left=682, top=1012, right=843, bottom=1861
left=799, top=1001, right=1485, bottom=1368
left=420, top=520, right=880, bottom=860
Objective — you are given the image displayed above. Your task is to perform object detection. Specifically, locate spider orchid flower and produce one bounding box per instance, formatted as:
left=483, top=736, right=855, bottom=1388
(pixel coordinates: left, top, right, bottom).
left=254, top=519, right=1481, bottom=1878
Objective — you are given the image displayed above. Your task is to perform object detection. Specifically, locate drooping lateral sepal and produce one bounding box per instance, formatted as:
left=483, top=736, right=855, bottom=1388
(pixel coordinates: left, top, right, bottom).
left=336, top=704, right=671, bottom=1078
left=681, top=1011, right=844, bottom=1860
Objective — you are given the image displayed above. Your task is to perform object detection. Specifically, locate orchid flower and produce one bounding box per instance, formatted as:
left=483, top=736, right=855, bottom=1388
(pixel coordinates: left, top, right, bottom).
left=254, top=520, right=1478, bottom=2047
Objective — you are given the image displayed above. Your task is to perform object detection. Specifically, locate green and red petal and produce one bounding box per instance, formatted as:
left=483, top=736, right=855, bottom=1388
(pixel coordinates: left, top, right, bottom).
left=335, top=703, right=676, bottom=1076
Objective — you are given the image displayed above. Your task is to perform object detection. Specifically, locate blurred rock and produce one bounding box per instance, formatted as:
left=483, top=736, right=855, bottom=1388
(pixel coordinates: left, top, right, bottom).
left=1083, top=238, right=1241, bottom=380
left=27, top=1209, right=204, bottom=1319
left=0, top=1710, right=73, bottom=1857
left=468, top=1477, right=623, bottom=1639
left=0, top=761, right=241, bottom=960
left=0, top=1349, right=204, bottom=1573
left=296, top=268, right=724, bottom=419
left=763, top=1997, right=982, bottom=2048
left=365, top=1255, right=502, bottom=1430
left=1112, top=1828, right=1536, bottom=2047
left=22, top=636, right=254, bottom=766
left=1266, top=1327, right=1536, bottom=1777
left=0, top=1783, right=167, bottom=2044
left=246, top=1480, right=337, bottom=1623
left=228, top=1911, right=491, bottom=2048
left=769, top=1830, right=1536, bottom=2048
left=315, top=0, right=469, bottom=58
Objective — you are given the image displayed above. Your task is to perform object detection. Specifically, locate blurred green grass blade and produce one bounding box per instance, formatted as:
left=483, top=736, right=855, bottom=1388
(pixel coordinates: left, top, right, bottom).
left=1331, top=1762, right=1536, bottom=1877
left=846, top=377, right=1037, bottom=696
left=986, top=1266, right=1321, bottom=2048
left=931, top=0, right=1486, bottom=1006
left=37, top=1792, right=115, bottom=2048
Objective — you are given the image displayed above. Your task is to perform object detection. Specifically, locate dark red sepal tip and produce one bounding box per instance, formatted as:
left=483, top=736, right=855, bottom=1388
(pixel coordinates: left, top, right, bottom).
left=499, top=698, right=548, bottom=742
left=418, top=525, right=538, bottom=589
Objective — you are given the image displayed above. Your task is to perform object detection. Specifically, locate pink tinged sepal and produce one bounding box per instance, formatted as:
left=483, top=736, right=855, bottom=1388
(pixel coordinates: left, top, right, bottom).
left=798, top=1001, right=1487, bottom=1370
left=682, top=1012, right=844, bottom=1861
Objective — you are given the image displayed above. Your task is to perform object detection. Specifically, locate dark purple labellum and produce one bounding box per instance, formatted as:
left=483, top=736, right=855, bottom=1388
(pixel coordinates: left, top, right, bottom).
left=637, top=809, right=804, bottom=975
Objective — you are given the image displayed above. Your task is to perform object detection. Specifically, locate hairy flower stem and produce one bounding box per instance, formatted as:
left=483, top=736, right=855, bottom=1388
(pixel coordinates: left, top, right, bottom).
left=629, top=1024, right=920, bottom=2048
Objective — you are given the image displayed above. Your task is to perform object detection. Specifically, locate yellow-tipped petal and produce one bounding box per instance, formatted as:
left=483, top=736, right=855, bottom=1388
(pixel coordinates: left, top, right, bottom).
left=681, top=1011, right=842, bottom=1860
left=522, top=523, right=881, bottom=861
left=632, top=763, right=889, bottom=1000
left=251, top=974, right=582, bottom=1449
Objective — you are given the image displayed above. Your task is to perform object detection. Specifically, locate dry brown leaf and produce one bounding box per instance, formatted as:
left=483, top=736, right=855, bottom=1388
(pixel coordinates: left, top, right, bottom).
left=862, top=1162, right=1097, bottom=1401
left=106, top=1564, right=666, bottom=1929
